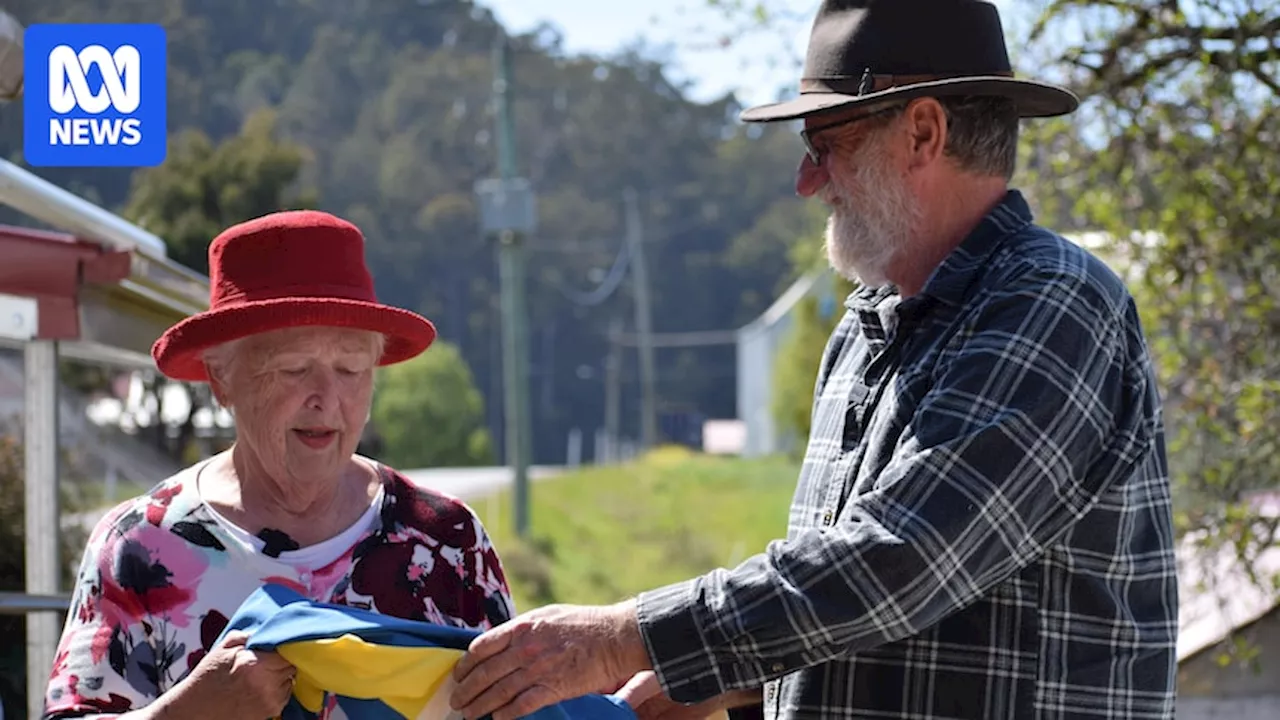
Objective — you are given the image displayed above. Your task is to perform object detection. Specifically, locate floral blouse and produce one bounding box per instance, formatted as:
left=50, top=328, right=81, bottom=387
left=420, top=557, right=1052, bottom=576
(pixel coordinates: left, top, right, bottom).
left=43, top=457, right=515, bottom=719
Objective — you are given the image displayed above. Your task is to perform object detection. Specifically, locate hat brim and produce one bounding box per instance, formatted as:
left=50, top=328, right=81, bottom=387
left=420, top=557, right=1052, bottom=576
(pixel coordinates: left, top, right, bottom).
left=151, top=297, right=438, bottom=382
left=739, top=76, right=1079, bottom=122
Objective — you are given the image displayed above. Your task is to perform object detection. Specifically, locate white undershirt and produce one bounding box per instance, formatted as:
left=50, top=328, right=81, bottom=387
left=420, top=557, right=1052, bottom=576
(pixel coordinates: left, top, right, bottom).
left=196, top=458, right=385, bottom=571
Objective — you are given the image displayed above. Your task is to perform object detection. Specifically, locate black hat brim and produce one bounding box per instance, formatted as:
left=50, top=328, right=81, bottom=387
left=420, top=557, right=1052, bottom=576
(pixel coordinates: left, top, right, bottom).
left=739, top=76, right=1079, bottom=122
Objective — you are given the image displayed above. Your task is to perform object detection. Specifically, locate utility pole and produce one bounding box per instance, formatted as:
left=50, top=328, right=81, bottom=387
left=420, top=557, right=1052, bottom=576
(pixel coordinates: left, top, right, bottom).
left=476, top=32, right=536, bottom=537
left=623, top=187, right=658, bottom=449
left=604, top=316, right=622, bottom=462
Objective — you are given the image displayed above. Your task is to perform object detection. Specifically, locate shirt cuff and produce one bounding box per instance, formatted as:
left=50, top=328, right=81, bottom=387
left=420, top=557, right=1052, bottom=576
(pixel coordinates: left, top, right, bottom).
left=635, top=577, right=734, bottom=704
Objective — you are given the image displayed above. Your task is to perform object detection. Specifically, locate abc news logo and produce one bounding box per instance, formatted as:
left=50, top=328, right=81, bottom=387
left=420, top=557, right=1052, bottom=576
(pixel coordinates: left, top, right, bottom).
left=23, top=24, right=167, bottom=168
left=47, top=44, right=143, bottom=147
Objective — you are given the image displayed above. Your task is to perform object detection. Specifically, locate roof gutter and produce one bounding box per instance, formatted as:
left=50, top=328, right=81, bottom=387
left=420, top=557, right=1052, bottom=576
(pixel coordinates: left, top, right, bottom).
left=0, top=159, right=169, bottom=259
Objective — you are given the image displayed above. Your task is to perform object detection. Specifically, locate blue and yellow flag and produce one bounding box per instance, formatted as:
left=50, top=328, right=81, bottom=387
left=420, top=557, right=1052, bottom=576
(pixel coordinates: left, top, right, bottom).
left=220, top=584, right=638, bottom=720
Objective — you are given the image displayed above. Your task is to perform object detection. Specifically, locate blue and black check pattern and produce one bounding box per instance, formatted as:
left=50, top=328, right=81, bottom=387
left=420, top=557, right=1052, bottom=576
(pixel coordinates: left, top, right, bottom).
left=636, top=191, right=1178, bottom=719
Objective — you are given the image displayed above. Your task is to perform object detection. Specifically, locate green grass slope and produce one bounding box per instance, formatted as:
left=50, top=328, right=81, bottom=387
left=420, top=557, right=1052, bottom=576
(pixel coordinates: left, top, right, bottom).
left=473, top=447, right=800, bottom=613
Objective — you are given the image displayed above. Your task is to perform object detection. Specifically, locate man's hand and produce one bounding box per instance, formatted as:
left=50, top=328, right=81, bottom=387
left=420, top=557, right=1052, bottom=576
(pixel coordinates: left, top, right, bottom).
left=449, top=600, right=652, bottom=720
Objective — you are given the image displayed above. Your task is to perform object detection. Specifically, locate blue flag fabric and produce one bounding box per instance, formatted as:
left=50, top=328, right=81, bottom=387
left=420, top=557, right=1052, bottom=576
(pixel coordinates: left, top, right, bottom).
left=219, top=584, right=638, bottom=720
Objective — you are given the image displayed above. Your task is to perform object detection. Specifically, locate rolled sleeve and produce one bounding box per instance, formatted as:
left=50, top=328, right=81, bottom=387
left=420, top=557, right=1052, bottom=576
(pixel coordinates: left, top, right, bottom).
left=635, top=267, right=1158, bottom=704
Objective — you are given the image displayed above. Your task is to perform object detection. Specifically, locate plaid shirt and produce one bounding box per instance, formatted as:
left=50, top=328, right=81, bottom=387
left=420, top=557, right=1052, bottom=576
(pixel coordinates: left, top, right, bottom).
left=636, top=191, right=1178, bottom=719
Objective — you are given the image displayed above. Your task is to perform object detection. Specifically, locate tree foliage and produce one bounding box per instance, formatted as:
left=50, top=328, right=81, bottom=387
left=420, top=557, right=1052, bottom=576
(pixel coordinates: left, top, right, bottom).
left=122, top=109, right=316, bottom=276
left=370, top=340, right=494, bottom=469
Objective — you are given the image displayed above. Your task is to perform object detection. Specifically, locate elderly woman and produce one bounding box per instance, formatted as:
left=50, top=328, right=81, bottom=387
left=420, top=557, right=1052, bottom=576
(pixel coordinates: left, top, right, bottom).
left=42, top=210, right=515, bottom=720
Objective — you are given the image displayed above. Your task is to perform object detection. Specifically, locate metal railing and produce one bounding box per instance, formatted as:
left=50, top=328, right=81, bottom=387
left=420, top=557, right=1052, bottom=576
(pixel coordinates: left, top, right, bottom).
left=0, top=591, right=71, bottom=615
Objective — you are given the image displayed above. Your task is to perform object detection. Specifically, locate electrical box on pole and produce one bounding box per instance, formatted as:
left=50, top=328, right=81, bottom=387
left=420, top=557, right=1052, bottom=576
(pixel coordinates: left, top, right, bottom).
left=475, top=177, right=537, bottom=237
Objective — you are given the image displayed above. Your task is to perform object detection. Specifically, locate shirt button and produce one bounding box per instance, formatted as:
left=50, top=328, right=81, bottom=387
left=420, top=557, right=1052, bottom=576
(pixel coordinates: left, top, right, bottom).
left=771, top=662, right=785, bottom=673
left=822, top=511, right=834, bottom=525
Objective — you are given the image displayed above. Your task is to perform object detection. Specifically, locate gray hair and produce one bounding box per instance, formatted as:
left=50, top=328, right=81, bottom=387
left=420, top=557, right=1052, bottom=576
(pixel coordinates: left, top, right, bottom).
left=200, top=329, right=387, bottom=406
left=936, top=95, right=1020, bottom=180
left=201, top=337, right=247, bottom=403
left=856, top=95, right=1020, bottom=180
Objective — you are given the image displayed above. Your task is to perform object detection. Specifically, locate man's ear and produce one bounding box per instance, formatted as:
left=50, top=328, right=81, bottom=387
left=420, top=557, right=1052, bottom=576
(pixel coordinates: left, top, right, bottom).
left=903, top=98, right=948, bottom=171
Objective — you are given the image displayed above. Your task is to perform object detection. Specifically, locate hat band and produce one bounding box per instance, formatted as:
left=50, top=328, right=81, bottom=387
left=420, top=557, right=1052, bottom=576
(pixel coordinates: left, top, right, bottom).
left=213, top=282, right=379, bottom=307
left=800, top=69, right=1016, bottom=96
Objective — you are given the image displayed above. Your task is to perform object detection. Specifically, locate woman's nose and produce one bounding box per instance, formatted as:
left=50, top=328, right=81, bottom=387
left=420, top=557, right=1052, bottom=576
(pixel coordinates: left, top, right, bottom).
left=305, top=367, right=339, bottom=408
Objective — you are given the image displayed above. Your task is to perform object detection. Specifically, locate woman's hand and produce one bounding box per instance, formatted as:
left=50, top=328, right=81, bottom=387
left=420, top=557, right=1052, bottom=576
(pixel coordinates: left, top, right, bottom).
left=618, top=671, right=756, bottom=720
left=146, top=631, right=296, bottom=720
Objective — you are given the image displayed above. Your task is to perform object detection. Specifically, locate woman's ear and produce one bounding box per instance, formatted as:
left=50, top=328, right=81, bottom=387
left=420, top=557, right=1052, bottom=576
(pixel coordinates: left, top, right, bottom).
left=205, top=363, right=232, bottom=410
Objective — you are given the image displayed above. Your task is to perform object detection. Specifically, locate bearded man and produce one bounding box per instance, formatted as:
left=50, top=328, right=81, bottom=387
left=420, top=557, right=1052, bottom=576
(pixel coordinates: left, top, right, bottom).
left=447, top=2, right=1179, bottom=719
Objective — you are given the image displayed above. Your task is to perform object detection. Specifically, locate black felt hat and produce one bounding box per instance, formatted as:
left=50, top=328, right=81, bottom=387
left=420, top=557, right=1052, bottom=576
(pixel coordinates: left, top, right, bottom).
left=741, top=0, right=1079, bottom=122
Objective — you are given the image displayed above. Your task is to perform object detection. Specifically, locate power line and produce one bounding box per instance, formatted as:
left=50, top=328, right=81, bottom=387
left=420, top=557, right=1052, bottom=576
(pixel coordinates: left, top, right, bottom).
left=610, top=328, right=739, bottom=348
left=556, top=237, right=631, bottom=307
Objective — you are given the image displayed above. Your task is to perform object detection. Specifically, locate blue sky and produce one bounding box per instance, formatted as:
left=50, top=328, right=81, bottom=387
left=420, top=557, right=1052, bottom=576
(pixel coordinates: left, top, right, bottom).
left=482, top=0, right=1024, bottom=106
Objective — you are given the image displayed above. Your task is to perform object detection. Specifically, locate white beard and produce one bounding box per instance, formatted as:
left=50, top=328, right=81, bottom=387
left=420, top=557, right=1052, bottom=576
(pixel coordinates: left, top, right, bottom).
left=822, top=135, right=921, bottom=288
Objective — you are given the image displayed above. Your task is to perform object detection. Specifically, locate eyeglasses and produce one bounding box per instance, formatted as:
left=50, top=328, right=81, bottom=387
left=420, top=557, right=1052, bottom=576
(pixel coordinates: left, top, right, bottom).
left=800, top=104, right=904, bottom=165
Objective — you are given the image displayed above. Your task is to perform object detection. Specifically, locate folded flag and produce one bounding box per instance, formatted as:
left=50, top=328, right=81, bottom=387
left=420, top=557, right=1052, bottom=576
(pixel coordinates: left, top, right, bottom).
left=219, top=584, right=638, bottom=720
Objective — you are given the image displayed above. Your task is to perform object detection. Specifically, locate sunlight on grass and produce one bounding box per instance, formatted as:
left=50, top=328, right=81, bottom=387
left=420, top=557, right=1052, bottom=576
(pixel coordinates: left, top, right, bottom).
left=474, top=447, right=800, bottom=613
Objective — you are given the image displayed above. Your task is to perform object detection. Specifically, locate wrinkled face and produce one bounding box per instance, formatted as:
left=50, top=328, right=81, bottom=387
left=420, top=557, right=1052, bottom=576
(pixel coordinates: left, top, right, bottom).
left=207, top=326, right=384, bottom=485
left=799, top=107, right=923, bottom=287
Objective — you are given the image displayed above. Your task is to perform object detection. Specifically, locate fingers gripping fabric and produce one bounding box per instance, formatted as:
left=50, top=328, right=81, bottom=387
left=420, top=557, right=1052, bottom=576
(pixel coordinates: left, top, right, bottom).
left=220, top=584, right=637, bottom=720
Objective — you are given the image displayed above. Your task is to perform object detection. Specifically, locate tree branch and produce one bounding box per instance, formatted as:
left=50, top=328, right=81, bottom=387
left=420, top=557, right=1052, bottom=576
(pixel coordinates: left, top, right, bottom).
left=1034, top=1, right=1280, bottom=97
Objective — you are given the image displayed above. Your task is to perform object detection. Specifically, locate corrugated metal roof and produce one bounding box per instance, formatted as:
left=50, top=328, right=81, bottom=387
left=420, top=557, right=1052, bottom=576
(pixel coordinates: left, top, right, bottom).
left=1177, top=493, right=1280, bottom=661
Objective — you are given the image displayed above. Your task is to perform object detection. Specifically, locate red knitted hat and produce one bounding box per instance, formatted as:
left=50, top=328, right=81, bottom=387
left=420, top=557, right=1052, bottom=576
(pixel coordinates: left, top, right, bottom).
left=151, top=209, right=436, bottom=382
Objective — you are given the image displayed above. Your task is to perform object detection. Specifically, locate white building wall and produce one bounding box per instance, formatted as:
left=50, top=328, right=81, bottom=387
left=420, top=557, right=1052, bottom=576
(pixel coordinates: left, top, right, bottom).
left=735, top=270, right=835, bottom=457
